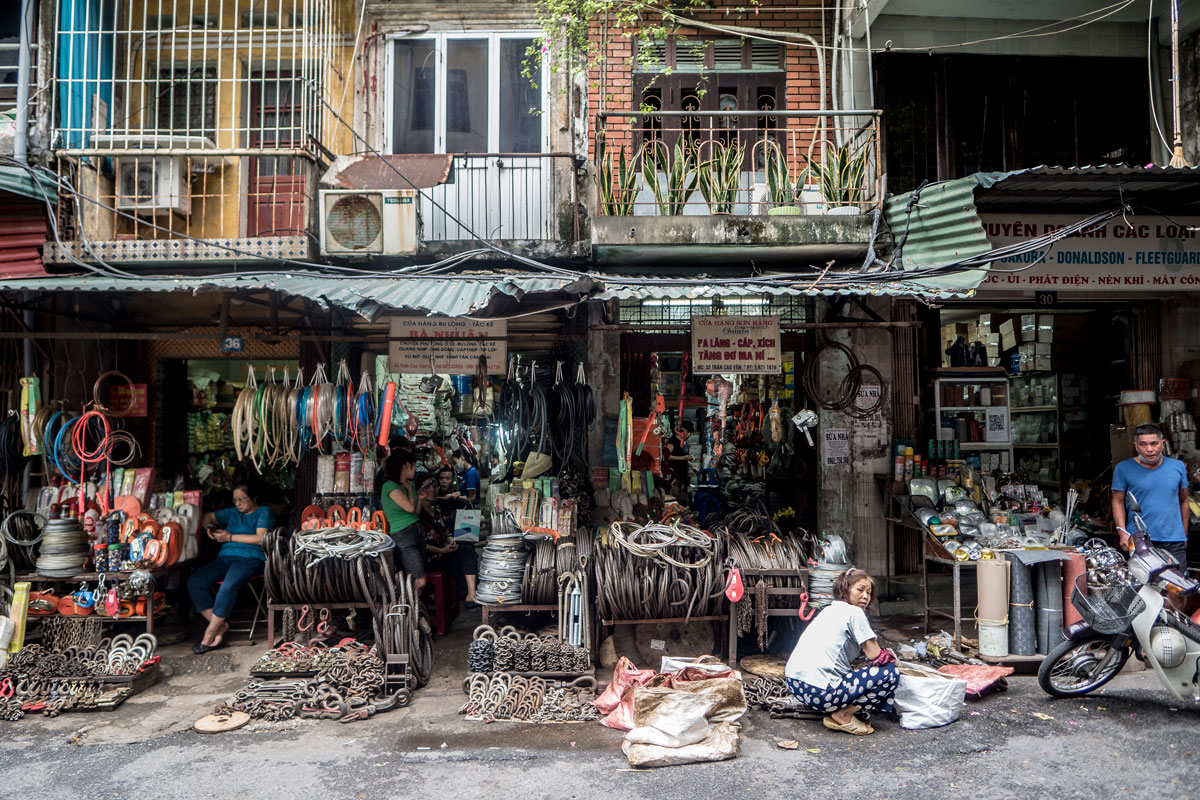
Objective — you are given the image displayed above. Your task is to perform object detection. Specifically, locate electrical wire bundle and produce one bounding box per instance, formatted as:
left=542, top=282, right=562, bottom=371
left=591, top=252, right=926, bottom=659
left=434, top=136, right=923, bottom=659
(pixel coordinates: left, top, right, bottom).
left=35, top=519, right=89, bottom=578
left=593, top=521, right=725, bottom=622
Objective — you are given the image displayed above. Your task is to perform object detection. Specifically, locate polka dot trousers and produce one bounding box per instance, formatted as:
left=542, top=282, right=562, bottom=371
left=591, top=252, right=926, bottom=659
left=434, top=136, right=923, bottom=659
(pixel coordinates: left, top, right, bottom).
left=787, top=663, right=900, bottom=714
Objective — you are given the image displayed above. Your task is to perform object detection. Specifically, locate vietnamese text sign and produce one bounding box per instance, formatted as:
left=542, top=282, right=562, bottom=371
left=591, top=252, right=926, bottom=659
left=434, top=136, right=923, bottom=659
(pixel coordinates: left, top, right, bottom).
left=824, top=427, right=850, bottom=465
left=979, top=214, right=1200, bottom=291
left=691, top=316, right=781, bottom=374
left=388, top=317, right=507, bottom=374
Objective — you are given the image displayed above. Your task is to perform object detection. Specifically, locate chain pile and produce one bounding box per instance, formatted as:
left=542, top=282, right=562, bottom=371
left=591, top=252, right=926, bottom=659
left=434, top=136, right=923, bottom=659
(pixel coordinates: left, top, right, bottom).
left=594, top=523, right=725, bottom=622
left=220, top=639, right=411, bottom=723
left=0, top=635, right=156, bottom=721
left=469, top=626, right=591, bottom=674
left=40, top=616, right=104, bottom=651
left=459, top=673, right=600, bottom=723
left=743, top=675, right=817, bottom=719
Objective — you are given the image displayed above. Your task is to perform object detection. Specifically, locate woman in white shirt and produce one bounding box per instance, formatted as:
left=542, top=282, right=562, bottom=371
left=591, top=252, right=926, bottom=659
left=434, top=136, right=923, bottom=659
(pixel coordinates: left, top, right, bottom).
left=784, top=568, right=898, bottom=735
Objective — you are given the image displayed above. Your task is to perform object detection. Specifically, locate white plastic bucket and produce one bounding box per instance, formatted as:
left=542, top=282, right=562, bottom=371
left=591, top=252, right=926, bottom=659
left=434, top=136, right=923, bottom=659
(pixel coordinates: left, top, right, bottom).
left=979, top=621, right=1009, bottom=658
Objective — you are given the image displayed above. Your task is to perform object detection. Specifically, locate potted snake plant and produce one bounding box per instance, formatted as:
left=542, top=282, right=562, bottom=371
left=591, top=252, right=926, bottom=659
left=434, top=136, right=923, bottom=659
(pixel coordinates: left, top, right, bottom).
left=810, top=140, right=870, bottom=215
left=596, top=132, right=640, bottom=216
left=641, top=138, right=699, bottom=216
left=697, top=139, right=745, bottom=214
left=762, top=140, right=807, bottom=216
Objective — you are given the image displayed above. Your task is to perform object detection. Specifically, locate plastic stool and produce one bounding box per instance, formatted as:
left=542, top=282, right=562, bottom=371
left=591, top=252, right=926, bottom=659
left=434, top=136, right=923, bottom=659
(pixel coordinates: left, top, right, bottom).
left=220, top=574, right=266, bottom=641
left=422, top=570, right=458, bottom=636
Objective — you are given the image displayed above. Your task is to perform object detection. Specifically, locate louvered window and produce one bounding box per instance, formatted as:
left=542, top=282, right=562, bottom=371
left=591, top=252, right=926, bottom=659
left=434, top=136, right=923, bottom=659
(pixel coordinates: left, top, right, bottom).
left=633, top=39, right=782, bottom=73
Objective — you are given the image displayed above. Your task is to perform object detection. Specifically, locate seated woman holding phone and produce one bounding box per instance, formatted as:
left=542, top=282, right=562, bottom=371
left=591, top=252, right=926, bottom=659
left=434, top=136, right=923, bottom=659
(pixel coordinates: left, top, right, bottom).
left=186, top=485, right=274, bottom=653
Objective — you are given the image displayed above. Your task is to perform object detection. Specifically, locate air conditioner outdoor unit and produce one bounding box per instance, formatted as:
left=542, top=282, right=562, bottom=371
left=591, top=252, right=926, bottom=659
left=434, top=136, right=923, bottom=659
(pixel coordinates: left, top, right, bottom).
left=115, top=155, right=191, bottom=217
left=319, top=189, right=417, bottom=256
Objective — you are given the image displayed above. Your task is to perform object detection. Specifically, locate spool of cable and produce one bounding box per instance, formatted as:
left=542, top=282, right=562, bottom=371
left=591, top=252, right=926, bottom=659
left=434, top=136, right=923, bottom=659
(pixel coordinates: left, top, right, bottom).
left=475, top=533, right=529, bottom=605
left=35, top=519, right=89, bottom=578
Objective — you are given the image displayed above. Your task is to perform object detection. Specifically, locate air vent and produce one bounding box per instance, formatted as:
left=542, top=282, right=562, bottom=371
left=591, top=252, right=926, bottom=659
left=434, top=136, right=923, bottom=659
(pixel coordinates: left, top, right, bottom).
left=674, top=41, right=708, bottom=71
left=712, top=40, right=743, bottom=70
left=635, top=40, right=666, bottom=73
left=751, top=41, right=783, bottom=70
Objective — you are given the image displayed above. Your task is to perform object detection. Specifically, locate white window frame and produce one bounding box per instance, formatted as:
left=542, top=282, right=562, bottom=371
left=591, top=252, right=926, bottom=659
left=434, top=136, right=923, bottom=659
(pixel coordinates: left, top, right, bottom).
left=385, top=31, right=548, bottom=154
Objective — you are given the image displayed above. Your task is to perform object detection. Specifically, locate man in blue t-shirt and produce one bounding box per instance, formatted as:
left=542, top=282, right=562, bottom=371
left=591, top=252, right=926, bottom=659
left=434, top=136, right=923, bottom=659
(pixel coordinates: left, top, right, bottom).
left=1111, top=423, right=1190, bottom=569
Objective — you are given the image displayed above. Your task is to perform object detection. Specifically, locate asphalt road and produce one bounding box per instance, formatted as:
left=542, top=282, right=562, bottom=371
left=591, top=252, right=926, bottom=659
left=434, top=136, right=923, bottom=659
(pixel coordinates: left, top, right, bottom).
left=3, top=666, right=1198, bottom=800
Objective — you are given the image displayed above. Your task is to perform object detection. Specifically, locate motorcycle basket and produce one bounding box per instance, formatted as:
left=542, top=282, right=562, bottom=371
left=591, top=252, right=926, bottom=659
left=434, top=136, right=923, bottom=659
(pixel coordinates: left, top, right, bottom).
left=1070, top=572, right=1145, bottom=635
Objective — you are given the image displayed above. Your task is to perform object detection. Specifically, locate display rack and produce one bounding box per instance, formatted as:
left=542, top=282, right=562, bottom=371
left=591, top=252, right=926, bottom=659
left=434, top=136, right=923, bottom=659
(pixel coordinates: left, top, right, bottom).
left=933, top=373, right=1013, bottom=472
left=18, top=567, right=176, bottom=636
left=727, top=567, right=809, bottom=664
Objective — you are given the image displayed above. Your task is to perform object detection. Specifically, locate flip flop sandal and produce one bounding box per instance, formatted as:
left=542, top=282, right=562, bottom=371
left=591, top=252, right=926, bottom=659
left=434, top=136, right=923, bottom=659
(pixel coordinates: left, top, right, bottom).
left=823, top=716, right=874, bottom=735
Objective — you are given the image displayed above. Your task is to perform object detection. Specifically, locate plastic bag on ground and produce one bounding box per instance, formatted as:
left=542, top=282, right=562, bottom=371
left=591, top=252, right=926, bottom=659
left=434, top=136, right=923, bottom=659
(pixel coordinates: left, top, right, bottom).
left=624, top=688, right=719, bottom=748
left=649, top=677, right=747, bottom=723
left=893, top=660, right=968, bottom=730
left=622, top=722, right=741, bottom=768
left=594, top=656, right=657, bottom=714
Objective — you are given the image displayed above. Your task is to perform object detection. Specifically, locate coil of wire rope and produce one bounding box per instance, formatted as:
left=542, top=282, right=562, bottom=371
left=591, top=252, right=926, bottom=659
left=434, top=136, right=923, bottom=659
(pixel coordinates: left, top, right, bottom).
left=523, top=537, right=558, bottom=604
left=35, top=518, right=89, bottom=577
left=475, top=531, right=530, bottom=606
left=293, top=527, right=394, bottom=565
left=593, top=521, right=725, bottom=622
left=803, top=341, right=887, bottom=418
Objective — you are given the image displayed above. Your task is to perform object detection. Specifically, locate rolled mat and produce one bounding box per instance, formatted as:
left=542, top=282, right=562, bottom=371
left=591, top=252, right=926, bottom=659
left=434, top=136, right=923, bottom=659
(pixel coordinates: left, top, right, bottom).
left=1042, top=561, right=1064, bottom=649
left=1062, top=552, right=1087, bottom=627
left=1034, top=560, right=1051, bottom=654
left=977, top=558, right=1010, bottom=622
left=1006, top=553, right=1037, bottom=656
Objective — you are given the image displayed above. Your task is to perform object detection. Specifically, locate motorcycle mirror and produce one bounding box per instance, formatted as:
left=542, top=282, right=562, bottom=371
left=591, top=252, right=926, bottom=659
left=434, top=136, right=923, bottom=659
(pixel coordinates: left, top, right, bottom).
left=1127, top=491, right=1142, bottom=514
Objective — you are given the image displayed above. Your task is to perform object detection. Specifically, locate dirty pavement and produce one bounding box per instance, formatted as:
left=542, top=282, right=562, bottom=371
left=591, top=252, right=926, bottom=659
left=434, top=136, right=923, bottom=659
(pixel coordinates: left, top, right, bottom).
left=2, top=609, right=1198, bottom=800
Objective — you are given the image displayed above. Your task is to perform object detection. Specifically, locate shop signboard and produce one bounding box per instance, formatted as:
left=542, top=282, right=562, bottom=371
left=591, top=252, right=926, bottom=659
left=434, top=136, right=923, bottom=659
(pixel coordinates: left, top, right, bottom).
left=388, top=317, right=507, bottom=374
left=978, top=214, right=1200, bottom=291
left=109, top=383, right=147, bottom=417
left=691, top=315, right=781, bottom=374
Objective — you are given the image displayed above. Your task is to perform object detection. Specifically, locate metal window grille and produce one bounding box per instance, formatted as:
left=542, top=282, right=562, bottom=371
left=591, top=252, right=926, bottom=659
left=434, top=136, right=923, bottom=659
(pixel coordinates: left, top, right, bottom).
left=616, top=295, right=814, bottom=331
left=51, top=0, right=341, bottom=250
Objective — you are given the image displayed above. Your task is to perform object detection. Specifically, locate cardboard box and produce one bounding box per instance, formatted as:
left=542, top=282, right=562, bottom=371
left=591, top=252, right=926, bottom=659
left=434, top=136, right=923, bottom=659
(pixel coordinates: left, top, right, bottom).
left=1001, top=331, right=1019, bottom=351
left=984, top=333, right=1000, bottom=346
left=1035, top=342, right=1052, bottom=355
left=1034, top=356, right=1052, bottom=372
left=1000, top=318, right=1017, bottom=338
left=1110, top=425, right=1134, bottom=463
left=978, top=313, right=994, bottom=328
left=986, top=345, right=1001, bottom=359
left=1037, top=329, right=1054, bottom=343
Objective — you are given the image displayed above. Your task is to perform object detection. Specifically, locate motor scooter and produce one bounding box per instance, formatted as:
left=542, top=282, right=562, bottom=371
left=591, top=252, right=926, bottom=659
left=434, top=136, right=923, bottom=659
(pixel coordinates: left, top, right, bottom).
left=1038, top=492, right=1200, bottom=703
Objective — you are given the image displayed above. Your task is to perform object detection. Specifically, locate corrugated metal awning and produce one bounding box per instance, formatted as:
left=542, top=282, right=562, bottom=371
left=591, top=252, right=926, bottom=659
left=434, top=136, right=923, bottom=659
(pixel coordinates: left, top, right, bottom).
left=0, top=272, right=600, bottom=319
left=0, top=166, right=59, bottom=204
left=884, top=164, right=1200, bottom=289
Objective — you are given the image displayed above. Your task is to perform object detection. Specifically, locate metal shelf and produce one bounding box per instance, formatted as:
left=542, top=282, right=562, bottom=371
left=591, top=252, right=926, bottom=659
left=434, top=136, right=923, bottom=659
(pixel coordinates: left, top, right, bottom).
left=1011, top=405, right=1058, bottom=413
left=1013, top=442, right=1059, bottom=449
left=958, top=441, right=1012, bottom=449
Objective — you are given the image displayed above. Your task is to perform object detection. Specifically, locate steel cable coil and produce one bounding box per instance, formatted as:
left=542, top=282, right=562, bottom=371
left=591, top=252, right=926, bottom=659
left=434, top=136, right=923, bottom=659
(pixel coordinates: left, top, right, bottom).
left=593, top=527, right=725, bottom=622
left=35, top=519, right=89, bottom=577
left=475, top=533, right=530, bottom=605
left=523, top=538, right=558, bottom=604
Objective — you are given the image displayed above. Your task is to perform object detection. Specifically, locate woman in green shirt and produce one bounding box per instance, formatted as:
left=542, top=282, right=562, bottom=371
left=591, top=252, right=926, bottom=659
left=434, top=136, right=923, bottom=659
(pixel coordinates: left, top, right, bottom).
left=381, top=450, right=431, bottom=591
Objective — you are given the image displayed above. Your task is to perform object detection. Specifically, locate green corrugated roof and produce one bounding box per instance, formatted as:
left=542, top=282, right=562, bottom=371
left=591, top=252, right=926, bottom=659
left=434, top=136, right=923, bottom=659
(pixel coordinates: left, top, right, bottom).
left=598, top=276, right=971, bottom=301
left=883, top=174, right=1008, bottom=293
left=0, top=165, right=59, bottom=204
left=0, top=273, right=599, bottom=319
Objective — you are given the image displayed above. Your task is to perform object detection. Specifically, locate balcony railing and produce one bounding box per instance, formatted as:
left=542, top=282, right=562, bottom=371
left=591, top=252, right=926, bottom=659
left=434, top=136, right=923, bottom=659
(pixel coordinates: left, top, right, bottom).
left=421, top=153, right=580, bottom=245
left=593, top=110, right=881, bottom=218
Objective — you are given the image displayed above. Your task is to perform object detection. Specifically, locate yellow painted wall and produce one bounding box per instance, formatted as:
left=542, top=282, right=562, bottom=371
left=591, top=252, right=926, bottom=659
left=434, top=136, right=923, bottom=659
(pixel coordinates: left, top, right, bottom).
left=111, top=0, right=355, bottom=239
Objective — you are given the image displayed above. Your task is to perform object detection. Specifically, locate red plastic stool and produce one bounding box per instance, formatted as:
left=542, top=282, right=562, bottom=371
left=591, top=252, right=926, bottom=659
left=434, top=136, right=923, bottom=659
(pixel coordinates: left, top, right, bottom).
left=422, top=570, right=458, bottom=636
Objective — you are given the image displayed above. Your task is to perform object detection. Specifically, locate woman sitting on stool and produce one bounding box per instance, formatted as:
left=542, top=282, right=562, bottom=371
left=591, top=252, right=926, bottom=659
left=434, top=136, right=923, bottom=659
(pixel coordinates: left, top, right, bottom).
left=187, top=484, right=275, bottom=653
left=784, top=568, right=898, bottom=735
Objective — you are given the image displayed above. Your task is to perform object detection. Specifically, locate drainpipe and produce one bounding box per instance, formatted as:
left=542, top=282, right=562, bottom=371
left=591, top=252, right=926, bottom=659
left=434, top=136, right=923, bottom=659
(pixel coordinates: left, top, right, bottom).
left=14, top=0, right=34, bottom=164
